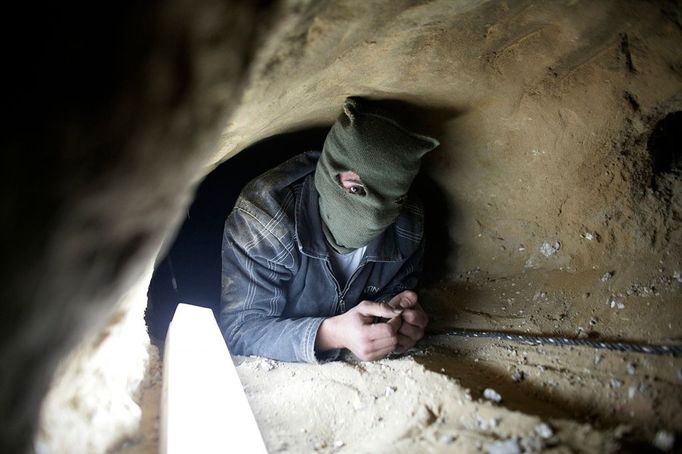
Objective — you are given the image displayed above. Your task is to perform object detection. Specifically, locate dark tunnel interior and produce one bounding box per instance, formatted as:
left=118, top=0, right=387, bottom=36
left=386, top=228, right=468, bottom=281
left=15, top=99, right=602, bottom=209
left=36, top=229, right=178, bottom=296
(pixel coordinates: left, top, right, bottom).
left=145, top=127, right=330, bottom=342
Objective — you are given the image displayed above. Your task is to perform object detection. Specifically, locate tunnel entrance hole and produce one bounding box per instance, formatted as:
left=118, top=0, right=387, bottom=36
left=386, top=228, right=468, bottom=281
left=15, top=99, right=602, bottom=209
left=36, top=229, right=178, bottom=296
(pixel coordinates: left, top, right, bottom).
left=145, top=127, right=331, bottom=343
left=144, top=123, right=456, bottom=343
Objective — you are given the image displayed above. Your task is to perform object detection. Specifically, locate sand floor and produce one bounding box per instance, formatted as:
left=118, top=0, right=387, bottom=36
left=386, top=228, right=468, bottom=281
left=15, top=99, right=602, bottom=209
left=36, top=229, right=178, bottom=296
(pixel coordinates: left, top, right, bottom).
left=116, top=268, right=681, bottom=453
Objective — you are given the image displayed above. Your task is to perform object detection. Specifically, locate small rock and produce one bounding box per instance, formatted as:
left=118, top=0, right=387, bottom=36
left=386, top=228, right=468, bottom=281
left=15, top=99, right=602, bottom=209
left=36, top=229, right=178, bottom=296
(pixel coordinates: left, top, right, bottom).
left=534, top=422, right=554, bottom=439
left=582, top=232, right=595, bottom=241
left=487, top=439, right=521, bottom=454
left=532, top=291, right=547, bottom=301
left=254, top=358, right=277, bottom=371
left=638, top=382, right=652, bottom=395
left=540, top=241, right=561, bottom=257
left=626, top=362, right=637, bottom=375
left=601, top=271, right=613, bottom=282
left=677, top=368, right=682, bottom=381
left=608, top=296, right=624, bottom=309
left=483, top=388, right=502, bottom=403
left=653, top=430, right=675, bottom=452
left=610, top=378, right=623, bottom=389
left=476, top=416, right=498, bottom=431
left=440, top=434, right=457, bottom=444
left=628, top=385, right=637, bottom=399
left=594, top=354, right=604, bottom=366
left=511, top=369, right=525, bottom=383
left=520, top=435, right=544, bottom=452
left=673, top=271, right=682, bottom=283
left=608, top=296, right=616, bottom=308
left=384, top=386, right=397, bottom=397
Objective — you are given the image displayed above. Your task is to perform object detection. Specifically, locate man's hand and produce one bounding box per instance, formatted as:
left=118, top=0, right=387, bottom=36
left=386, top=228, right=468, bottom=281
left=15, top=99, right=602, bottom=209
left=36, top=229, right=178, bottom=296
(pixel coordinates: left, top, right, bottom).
left=315, top=301, right=403, bottom=361
left=387, top=290, right=428, bottom=352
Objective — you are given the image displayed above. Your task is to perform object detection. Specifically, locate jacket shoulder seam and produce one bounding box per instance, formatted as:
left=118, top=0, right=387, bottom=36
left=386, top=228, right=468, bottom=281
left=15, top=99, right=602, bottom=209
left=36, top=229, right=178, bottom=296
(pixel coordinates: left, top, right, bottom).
left=232, top=204, right=295, bottom=265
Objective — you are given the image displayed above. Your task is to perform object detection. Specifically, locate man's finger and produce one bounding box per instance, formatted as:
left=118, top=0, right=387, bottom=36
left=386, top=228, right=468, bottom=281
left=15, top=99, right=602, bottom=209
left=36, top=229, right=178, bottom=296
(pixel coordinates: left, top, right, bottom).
left=369, top=335, right=399, bottom=351
left=402, top=308, right=429, bottom=329
left=396, top=333, right=416, bottom=351
left=366, top=321, right=398, bottom=338
left=368, top=344, right=398, bottom=361
left=386, top=314, right=402, bottom=331
left=398, top=322, right=424, bottom=341
left=388, top=290, right=418, bottom=309
left=358, top=301, right=403, bottom=319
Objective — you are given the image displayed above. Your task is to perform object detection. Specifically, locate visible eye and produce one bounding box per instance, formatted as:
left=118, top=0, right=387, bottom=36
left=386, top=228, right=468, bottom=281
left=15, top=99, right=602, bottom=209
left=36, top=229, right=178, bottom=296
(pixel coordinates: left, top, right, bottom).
left=348, top=185, right=366, bottom=196
left=337, top=171, right=367, bottom=196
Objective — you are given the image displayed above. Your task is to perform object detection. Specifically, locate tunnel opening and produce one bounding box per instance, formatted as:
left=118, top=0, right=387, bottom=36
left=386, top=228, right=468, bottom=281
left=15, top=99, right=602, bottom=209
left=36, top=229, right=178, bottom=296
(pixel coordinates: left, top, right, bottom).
left=145, top=127, right=330, bottom=343
left=144, top=104, right=458, bottom=344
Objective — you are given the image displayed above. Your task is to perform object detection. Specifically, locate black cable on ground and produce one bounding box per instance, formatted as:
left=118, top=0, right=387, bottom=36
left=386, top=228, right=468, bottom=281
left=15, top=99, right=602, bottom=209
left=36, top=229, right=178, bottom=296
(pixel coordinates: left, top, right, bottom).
left=427, top=328, right=682, bottom=356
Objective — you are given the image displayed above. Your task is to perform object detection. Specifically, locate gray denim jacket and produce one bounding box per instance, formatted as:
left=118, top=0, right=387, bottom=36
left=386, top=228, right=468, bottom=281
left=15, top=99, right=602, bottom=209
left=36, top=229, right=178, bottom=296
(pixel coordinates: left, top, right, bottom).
left=219, top=151, right=424, bottom=363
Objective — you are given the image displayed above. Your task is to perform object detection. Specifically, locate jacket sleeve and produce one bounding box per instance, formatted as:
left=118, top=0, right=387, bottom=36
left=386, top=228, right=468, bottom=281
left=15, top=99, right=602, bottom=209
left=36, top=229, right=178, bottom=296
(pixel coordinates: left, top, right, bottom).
left=219, top=206, right=327, bottom=363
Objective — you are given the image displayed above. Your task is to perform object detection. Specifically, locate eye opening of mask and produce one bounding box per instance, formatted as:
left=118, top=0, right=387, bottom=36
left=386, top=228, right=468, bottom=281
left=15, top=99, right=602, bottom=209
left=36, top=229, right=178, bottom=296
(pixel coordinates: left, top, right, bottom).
left=336, top=171, right=367, bottom=196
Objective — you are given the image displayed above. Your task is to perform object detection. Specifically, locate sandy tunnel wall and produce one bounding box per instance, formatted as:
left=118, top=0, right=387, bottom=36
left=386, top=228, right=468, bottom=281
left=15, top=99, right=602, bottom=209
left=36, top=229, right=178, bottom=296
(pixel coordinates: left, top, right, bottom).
left=219, top=0, right=682, bottom=278
left=2, top=0, right=681, bottom=452
left=0, top=1, right=266, bottom=452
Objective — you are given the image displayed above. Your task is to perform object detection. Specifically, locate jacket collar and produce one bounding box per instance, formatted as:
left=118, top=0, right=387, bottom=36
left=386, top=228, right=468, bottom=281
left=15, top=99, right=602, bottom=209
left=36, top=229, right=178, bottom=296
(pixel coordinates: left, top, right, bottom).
left=295, top=175, right=405, bottom=262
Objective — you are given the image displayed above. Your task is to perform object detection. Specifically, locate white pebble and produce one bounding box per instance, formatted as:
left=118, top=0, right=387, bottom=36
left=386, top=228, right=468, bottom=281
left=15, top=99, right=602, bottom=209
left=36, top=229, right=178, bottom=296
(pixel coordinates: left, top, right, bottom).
left=534, top=422, right=554, bottom=439
left=483, top=388, right=502, bottom=403
left=487, top=439, right=521, bottom=454
left=626, top=362, right=637, bottom=375
left=440, top=434, right=457, bottom=444
left=653, top=430, right=675, bottom=452
left=540, top=241, right=561, bottom=257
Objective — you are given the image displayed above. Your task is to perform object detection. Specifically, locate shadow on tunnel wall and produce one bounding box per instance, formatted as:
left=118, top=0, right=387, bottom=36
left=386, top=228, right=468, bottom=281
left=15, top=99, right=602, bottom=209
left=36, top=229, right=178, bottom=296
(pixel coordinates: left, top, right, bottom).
left=146, top=99, right=464, bottom=342
left=374, top=98, right=464, bottom=286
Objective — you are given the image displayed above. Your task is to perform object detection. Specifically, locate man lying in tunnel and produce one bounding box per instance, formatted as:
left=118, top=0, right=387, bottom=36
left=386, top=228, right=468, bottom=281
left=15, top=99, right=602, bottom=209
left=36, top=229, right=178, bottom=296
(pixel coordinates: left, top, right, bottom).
left=219, top=97, right=440, bottom=362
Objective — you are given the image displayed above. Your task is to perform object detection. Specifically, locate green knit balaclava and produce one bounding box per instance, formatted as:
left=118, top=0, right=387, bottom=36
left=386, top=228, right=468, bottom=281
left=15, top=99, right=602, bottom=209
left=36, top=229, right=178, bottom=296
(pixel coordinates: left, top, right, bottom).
left=315, top=97, right=440, bottom=254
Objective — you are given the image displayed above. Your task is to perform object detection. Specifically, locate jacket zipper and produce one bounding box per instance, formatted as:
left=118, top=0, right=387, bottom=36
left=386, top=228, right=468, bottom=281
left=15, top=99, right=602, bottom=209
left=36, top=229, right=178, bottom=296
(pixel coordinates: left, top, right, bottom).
left=323, top=260, right=343, bottom=314
left=324, top=259, right=368, bottom=314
